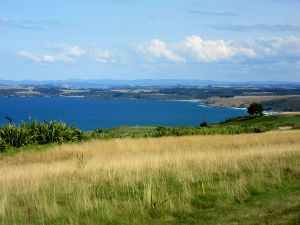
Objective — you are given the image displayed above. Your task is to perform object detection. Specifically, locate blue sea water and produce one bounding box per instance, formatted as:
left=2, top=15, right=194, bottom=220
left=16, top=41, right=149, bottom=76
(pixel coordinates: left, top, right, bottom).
left=0, top=97, right=247, bottom=130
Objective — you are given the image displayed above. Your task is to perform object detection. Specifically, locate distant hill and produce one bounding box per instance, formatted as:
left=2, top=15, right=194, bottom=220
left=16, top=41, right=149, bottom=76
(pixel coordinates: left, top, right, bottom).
left=262, top=96, right=300, bottom=112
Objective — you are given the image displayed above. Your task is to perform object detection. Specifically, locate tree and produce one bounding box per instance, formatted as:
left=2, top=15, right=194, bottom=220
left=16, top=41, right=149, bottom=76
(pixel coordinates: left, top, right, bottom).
left=200, top=122, right=208, bottom=127
left=247, top=103, right=264, bottom=116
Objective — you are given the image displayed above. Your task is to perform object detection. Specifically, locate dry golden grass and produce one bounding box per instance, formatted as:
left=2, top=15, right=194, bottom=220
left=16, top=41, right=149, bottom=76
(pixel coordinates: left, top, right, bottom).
left=0, top=131, right=299, bottom=224
left=279, top=112, right=300, bottom=115
left=1, top=131, right=299, bottom=186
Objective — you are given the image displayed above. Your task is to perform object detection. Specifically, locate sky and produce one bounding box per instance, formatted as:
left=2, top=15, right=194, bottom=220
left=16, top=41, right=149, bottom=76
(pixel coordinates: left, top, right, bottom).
left=1, top=0, right=300, bottom=82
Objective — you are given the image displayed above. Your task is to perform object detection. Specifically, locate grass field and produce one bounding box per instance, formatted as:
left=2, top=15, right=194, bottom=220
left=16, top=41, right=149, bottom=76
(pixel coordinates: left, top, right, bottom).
left=0, top=130, right=299, bottom=225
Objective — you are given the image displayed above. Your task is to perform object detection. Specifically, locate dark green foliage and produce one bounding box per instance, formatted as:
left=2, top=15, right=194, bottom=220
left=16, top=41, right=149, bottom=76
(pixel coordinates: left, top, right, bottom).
left=200, top=122, right=208, bottom=127
left=0, top=137, right=8, bottom=152
left=92, top=124, right=267, bottom=140
left=147, top=125, right=266, bottom=137
left=247, top=103, right=264, bottom=116
left=221, top=115, right=256, bottom=123
left=0, top=120, right=87, bottom=152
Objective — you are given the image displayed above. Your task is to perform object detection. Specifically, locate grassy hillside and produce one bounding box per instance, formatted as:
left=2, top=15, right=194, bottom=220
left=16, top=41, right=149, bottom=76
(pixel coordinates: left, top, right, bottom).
left=219, top=114, right=300, bottom=130
left=104, top=114, right=300, bottom=138
left=0, top=131, right=299, bottom=225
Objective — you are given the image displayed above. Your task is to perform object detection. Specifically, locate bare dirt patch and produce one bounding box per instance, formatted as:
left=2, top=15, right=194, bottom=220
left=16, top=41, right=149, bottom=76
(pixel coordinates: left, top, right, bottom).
left=278, top=126, right=293, bottom=130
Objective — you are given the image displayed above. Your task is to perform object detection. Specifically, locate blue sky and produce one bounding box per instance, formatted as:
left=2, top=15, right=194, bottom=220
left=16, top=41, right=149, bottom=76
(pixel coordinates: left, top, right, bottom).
left=1, top=0, right=300, bottom=81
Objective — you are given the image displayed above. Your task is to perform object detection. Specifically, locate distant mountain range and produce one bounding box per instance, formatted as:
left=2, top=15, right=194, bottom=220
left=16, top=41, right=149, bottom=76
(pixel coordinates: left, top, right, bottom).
left=0, top=79, right=300, bottom=89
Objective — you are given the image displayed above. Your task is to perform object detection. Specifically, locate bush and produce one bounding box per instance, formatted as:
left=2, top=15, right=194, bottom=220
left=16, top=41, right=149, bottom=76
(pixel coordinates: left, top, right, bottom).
left=200, top=122, right=208, bottom=127
left=0, top=120, right=87, bottom=152
left=246, top=125, right=266, bottom=133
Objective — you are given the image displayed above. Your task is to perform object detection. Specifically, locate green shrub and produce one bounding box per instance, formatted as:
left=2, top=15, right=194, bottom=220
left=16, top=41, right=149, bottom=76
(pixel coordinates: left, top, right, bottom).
left=0, top=120, right=87, bottom=151
left=0, top=137, right=8, bottom=152
left=147, top=125, right=266, bottom=138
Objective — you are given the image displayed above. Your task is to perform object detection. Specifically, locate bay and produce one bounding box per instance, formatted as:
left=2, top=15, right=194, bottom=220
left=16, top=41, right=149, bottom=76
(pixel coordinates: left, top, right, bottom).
left=0, top=97, right=247, bottom=130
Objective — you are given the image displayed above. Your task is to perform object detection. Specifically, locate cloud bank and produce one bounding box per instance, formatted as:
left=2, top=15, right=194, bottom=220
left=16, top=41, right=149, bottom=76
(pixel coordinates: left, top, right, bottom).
left=138, top=35, right=300, bottom=64
left=18, top=35, right=300, bottom=65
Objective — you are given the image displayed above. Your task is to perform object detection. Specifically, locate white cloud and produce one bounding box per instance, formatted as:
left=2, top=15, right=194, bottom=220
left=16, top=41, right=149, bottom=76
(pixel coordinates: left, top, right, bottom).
left=18, top=51, right=59, bottom=63
left=61, top=45, right=85, bottom=57
left=18, top=45, right=85, bottom=63
left=176, top=35, right=238, bottom=62
left=138, top=39, right=185, bottom=63
left=18, top=44, right=115, bottom=63
left=90, top=49, right=115, bottom=63
left=249, top=36, right=300, bottom=56
left=138, top=36, right=256, bottom=63
left=138, top=35, right=300, bottom=63
left=231, top=46, right=257, bottom=59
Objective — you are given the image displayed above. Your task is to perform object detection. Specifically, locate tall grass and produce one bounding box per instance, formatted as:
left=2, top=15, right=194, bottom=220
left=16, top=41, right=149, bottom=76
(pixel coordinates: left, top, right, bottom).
left=0, top=131, right=299, bottom=224
left=0, top=118, right=267, bottom=152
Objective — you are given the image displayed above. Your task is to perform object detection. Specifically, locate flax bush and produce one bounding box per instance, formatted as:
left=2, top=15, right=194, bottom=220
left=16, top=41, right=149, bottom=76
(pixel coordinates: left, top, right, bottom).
left=0, top=120, right=87, bottom=151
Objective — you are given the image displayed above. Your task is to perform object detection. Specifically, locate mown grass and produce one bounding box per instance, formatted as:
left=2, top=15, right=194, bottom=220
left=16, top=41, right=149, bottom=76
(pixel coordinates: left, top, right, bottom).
left=0, top=131, right=299, bottom=225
